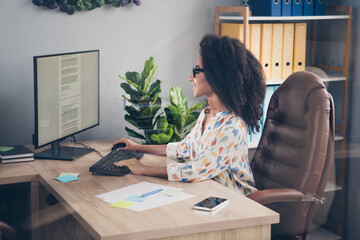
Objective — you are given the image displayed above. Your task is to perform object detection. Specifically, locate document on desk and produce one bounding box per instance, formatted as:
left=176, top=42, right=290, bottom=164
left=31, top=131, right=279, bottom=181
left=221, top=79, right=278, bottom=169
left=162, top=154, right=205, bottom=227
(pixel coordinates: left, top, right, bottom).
left=96, top=181, right=193, bottom=212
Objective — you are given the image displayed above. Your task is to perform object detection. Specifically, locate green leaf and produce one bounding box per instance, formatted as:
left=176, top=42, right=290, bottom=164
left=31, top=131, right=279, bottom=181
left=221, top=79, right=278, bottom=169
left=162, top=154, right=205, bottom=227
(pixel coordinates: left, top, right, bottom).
left=124, top=114, right=141, bottom=129
left=124, top=105, right=141, bottom=117
left=164, top=107, right=175, bottom=124
left=156, top=116, right=168, bottom=131
left=150, top=91, right=161, bottom=105
left=174, top=115, right=186, bottom=131
left=118, top=74, right=140, bottom=90
left=67, top=5, right=75, bottom=14
left=191, top=111, right=201, bottom=119
left=109, top=0, right=121, bottom=7
left=122, top=95, right=141, bottom=109
left=141, top=57, right=154, bottom=82
left=150, top=134, right=161, bottom=144
left=146, top=80, right=161, bottom=99
left=125, top=127, right=146, bottom=140
left=150, top=129, right=173, bottom=144
left=121, top=83, right=139, bottom=97
left=143, top=66, right=158, bottom=92
left=83, top=0, right=93, bottom=8
left=184, top=114, right=197, bottom=127
left=169, top=86, right=188, bottom=113
left=189, top=101, right=206, bottom=113
left=142, top=104, right=162, bottom=120
left=125, top=72, right=141, bottom=86
left=167, top=105, right=181, bottom=117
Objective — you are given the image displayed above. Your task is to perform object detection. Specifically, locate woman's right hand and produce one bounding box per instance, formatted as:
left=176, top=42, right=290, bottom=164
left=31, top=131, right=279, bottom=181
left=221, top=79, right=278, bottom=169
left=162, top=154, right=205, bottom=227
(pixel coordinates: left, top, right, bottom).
left=112, top=138, right=141, bottom=152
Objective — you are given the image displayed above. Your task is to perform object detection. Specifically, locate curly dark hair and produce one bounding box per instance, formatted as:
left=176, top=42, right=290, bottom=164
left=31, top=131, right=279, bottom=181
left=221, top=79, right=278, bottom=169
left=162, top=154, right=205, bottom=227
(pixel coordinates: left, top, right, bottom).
left=199, top=34, right=266, bottom=133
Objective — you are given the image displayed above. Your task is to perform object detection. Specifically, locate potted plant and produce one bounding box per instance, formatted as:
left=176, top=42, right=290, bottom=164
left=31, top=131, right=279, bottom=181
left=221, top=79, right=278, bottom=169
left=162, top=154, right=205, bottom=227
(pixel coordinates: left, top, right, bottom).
left=119, top=57, right=205, bottom=144
left=119, top=57, right=172, bottom=144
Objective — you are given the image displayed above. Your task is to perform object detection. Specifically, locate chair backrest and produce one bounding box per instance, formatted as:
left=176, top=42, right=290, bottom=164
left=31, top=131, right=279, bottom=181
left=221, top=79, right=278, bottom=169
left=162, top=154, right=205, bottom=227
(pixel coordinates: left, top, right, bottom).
left=251, top=71, right=335, bottom=239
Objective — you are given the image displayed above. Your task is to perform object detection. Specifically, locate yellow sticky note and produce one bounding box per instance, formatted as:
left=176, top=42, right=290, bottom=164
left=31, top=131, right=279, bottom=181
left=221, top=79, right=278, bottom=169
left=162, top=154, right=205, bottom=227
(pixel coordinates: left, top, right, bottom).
left=59, top=173, right=79, bottom=177
left=110, top=201, right=136, bottom=209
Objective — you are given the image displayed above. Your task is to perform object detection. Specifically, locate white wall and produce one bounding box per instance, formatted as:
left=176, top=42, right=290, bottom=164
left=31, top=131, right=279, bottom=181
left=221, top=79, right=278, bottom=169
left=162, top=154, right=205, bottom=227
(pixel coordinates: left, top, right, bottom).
left=0, top=0, right=239, bottom=146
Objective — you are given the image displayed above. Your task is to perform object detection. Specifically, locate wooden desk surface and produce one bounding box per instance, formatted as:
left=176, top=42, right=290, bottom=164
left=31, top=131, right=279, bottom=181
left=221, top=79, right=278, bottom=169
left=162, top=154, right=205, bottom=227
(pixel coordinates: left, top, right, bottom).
left=0, top=161, right=38, bottom=185
left=29, top=140, right=279, bottom=240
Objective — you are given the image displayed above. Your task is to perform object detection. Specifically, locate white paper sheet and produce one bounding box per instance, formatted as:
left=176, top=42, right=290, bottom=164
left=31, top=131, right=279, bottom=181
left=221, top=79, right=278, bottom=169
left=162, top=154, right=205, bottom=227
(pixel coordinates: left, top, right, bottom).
left=96, top=181, right=193, bottom=211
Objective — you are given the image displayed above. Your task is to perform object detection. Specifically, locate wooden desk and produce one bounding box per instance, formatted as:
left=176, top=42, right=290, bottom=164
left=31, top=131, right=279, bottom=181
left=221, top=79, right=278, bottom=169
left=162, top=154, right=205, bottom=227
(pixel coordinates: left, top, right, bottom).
left=4, top=140, right=279, bottom=239
left=0, top=162, right=38, bottom=185
left=0, top=161, right=39, bottom=240
left=29, top=140, right=279, bottom=240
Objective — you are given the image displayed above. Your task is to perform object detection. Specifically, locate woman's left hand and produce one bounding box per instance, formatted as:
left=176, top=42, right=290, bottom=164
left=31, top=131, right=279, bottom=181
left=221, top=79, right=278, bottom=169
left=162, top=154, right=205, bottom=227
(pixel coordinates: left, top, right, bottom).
left=114, top=158, right=146, bottom=175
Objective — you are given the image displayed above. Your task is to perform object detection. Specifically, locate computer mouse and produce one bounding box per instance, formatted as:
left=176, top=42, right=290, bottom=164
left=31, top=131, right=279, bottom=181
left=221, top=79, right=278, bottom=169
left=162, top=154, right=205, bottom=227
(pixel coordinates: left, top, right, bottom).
left=111, top=143, right=126, bottom=151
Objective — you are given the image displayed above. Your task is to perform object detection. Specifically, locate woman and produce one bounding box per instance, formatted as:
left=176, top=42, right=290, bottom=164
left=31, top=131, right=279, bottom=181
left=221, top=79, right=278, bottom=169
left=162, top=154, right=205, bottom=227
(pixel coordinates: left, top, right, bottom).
left=114, top=34, right=266, bottom=196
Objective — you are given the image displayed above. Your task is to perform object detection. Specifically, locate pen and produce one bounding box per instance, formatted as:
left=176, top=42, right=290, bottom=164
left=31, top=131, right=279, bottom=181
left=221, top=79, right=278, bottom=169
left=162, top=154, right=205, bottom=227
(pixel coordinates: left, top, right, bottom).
left=141, top=189, right=163, bottom=197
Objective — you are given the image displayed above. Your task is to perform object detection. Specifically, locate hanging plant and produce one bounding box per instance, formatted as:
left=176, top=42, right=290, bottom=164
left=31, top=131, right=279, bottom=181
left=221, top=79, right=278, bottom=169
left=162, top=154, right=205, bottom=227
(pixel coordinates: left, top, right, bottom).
left=32, top=0, right=141, bottom=15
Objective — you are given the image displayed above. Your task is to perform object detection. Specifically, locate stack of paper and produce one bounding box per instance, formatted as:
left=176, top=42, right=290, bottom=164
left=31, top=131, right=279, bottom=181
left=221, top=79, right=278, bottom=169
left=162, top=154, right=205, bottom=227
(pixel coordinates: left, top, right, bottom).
left=96, top=181, right=193, bottom=212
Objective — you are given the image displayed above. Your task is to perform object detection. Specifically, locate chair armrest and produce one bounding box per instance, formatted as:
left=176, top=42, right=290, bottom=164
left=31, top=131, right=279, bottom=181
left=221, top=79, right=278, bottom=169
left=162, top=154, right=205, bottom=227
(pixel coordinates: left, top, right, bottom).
left=247, top=188, right=304, bottom=205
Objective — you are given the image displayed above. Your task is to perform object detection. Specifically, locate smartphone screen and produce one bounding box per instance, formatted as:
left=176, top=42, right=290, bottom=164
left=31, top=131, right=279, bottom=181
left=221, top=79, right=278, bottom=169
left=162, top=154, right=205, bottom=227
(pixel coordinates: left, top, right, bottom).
left=193, top=197, right=228, bottom=211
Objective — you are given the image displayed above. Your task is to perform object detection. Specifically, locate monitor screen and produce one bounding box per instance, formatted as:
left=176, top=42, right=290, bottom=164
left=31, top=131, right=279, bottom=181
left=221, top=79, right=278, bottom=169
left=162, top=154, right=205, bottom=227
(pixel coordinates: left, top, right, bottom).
left=33, top=50, right=99, bottom=160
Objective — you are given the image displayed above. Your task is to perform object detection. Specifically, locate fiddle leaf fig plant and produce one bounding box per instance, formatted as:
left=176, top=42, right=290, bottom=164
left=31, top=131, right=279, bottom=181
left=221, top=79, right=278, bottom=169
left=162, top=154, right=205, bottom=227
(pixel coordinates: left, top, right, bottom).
left=119, top=57, right=172, bottom=144
left=165, top=86, right=206, bottom=142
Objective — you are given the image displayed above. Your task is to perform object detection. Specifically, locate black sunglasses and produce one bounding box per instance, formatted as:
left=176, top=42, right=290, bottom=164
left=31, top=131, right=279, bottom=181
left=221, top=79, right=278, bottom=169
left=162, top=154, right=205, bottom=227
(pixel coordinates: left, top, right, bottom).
left=192, top=66, right=204, bottom=78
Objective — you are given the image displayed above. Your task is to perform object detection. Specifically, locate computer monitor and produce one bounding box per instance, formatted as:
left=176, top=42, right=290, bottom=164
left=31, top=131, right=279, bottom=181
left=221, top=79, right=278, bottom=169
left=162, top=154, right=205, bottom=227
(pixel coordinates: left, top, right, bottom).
left=33, top=50, right=99, bottom=160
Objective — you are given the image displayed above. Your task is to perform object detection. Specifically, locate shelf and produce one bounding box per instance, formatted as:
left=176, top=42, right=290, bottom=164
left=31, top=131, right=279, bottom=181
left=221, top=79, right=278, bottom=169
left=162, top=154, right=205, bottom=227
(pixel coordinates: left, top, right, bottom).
left=219, top=15, right=350, bottom=22
left=216, top=7, right=352, bottom=238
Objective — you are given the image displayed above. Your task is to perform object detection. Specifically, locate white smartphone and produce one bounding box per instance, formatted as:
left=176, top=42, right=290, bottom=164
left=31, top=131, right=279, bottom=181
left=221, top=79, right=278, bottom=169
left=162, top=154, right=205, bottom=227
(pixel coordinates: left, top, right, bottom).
left=193, top=197, right=228, bottom=212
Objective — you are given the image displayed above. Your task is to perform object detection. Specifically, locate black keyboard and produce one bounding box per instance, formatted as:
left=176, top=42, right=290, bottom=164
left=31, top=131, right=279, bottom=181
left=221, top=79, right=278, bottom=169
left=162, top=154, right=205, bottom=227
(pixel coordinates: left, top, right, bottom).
left=89, top=149, right=143, bottom=176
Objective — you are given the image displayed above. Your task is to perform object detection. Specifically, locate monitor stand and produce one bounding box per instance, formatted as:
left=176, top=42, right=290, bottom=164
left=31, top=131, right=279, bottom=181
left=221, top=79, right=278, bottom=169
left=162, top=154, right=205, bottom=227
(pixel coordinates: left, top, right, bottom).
left=35, top=141, right=94, bottom=161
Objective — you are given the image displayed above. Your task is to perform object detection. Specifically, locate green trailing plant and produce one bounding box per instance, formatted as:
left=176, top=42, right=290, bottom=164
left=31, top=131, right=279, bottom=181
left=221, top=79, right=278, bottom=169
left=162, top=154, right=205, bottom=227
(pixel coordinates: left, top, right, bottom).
left=165, top=87, right=206, bottom=142
left=32, top=0, right=141, bottom=15
left=119, top=57, right=172, bottom=145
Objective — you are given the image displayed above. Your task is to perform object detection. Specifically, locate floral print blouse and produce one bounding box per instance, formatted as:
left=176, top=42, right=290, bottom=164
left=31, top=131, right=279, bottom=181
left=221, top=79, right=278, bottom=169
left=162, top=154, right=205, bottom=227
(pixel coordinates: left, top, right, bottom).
left=166, top=108, right=257, bottom=196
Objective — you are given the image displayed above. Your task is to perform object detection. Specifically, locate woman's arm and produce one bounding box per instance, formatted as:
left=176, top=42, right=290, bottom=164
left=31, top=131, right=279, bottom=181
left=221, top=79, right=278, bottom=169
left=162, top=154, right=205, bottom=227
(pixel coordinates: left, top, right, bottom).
left=113, top=138, right=167, bottom=156
left=114, top=159, right=168, bottom=178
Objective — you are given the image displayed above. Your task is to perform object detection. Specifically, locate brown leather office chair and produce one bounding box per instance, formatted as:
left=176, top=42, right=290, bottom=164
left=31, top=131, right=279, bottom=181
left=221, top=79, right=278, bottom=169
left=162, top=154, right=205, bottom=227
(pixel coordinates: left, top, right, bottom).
left=247, top=71, right=335, bottom=240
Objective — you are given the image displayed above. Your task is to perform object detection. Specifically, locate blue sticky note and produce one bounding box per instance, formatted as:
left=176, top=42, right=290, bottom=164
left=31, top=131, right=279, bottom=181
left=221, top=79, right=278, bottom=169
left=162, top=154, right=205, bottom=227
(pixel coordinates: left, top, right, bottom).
left=126, top=195, right=147, bottom=202
left=55, top=174, right=79, bottom=183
